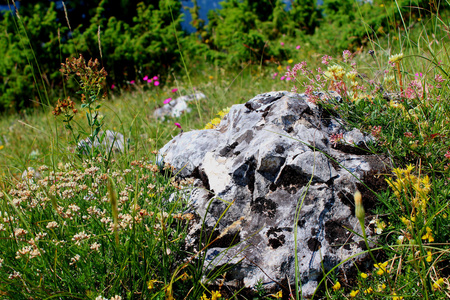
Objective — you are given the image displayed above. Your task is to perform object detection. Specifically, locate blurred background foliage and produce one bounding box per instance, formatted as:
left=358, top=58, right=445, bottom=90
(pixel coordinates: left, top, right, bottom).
left=0, top=0, right=446, bottom=111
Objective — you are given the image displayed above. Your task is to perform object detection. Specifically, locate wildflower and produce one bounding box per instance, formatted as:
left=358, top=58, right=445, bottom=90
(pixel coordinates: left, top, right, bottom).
left=270, top=290, right=282, bottom=298
left=272, top=73, right=278, bottom=79
left=377, top=283, right=387, bottom=291
left=374, top=261, right=390, bottom=275
left=389, top=53, right=404, bottom=64
left=153, top=76, right=158, bottom=80
left=211, top=291, right=222, bottom=300
left=110, top=296, right=122, bottom=300
left=277, top=65, right=283, bottom=72
left=363, top=287, right=373, bottom=294
left=280, top=42, right=284, bottom=46
left=415, top=73, right=423, bottom=78
left=130, top=80, right=135, bottom=84
left=332, top=281, right=341, bottom=291
left=95, top=296, right=108, bottom=300
left=209, top=75, right=214, bottom=80
left=343, top=50, right=352, bottom=62
left=432, top=278, right=444, bottom=290
left=421, top=227, right=434, bottom=242
left=143, top=75, right=148, bottom=81
left=349, top=290, right=359, bottom=297
left=322, top=55, right=333, bottom=65
left=280, top=76, right=286, bottom=80
left=445, top=151, right=450, bottom=159
left=360, top=272, right=368, bottom=279
left=90, top=242, right=101, bottom=251
left=164, top=98, right=172, bottom=104
left=147, top=279, right=157, bottom=290
left=288, top=59, right=294, bottom=64
left=296, top=45, right=301, bottom=50
left=175, top=123, right=182, bottom=129
left=330, top=133, right=343, bottom=147
left=111, top=84, right=115, bottom=89
left=171, top=88, right=178, bottom=93
left=154, top=81, right=160, bottom=86
left=426, top=251, right=433, bottom=262
left=69, top=254, right=81, bottom=265
left=346, top=71, right=357, bottom=81
left=147, top=79, right=152, bottom=83
left=392, top=293, right=403, bottom=300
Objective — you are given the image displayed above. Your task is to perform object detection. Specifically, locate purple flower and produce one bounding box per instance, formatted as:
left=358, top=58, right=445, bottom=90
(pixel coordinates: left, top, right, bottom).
left=280, top=42, right=284, bottom=46
left=272, top=73, right=278, bottom=79
left=171, top=88, right=178, bottom=93
left=111, top=84, right=115, bottom=89
left=143, top=75, right=148, bottom=81
left=153, top=76, right=158, bottom=80
left=154, top=81, right=160, bottom=86
left=147, top=79, right=152, bottom=83
left=296, top=45, right=301, bottom=50
left=415, top=73, right=423, bottom=78
left=175, top=122, right=182, bottom=129
left=280, top=76, right=286, bottom=80
left=164, top=97, right=172, bottom=104
left=130, top=80, right=135, bottom=84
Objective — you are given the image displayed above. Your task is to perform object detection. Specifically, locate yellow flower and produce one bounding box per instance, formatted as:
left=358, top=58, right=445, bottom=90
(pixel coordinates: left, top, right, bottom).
left=374, top=261, right=390, bottom=275
left=360, top=272, right=368, bottom=279
left=364, top=287, right=373, bottom=294
left=147, top=279, right=157, bottom=290
left=393, top=292, right=403, bottom=300
left=201, top=293, right=209, bottom=300
left=211, top=290, right=221, bottom=300
left=270, top=290, right=282, bottom=298
left=422, top=227, right=434, bottom=242
left=389, top=53, right=404, bottom=63
left=332, top=281, right=341, bottom=291
left=277, top=65, right=283, bottom=72
left=377, top=283, right=387, bottom=291
left=0, top=145, right=4, bottom=150
left=426, top=251, right=433, bottom=263
left=209, top=76, right=214, bottom=80
left=349, top=290, right=359, bottom=297
left=211, top=118, right=221, bottom=126
left=433, top=278, right=444, bottom=290
left=288, top=59, right=294, bottom=64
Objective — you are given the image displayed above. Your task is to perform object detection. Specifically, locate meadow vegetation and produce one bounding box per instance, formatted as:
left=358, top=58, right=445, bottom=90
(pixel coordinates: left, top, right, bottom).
left=0, top=0, right=450, bottom=299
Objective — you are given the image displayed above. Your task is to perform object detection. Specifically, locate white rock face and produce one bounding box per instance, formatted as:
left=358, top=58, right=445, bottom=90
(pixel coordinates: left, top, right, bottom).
left=159, top=91, right=389, bottom=297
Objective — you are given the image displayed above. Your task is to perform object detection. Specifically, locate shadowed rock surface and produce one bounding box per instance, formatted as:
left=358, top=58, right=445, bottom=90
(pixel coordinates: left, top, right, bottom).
left=159, top=91, right=389, bottom=297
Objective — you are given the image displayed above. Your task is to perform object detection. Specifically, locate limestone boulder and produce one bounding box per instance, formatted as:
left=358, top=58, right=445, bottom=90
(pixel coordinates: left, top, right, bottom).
left=159, top=91, right=389, bottom=297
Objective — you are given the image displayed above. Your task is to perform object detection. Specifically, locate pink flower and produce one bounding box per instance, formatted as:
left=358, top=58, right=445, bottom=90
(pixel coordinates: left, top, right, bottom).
left=175, top=122, right=182, bottom=129
left=322, top=55, right=332, bottom=65
left=280, top=42, right=284, bottom=46
left=153, top=76, right=158, bottom=80
left=286, top=77, right=292, bottom=81
left=130, top=80, right=135, bottom=84
left=164, top=98, right=172, bottom=104
left=143, top=75, right=148, bottom=81
left=445, top=151, right=450, bottom=159
left=171, top=88, right=178, bottom=93
left=147, top=79, right=152, bottom=83
left=343, top=50, right=352, bottom=62
left=280, top=76, right=286, bottom=80
left=154, top=81, right=160, bottom=86
left=111, top=84, right=115, bottom=89
left=415, top=73, right=423, bottom=78
left=296, top=45, right=301, bottom=50
left=272, top=73, right=278, bottom=79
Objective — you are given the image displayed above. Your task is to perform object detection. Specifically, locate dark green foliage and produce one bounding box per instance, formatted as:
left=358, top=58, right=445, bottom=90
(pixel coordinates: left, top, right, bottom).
left=0, top=0, right=448, bottom=111
left=0, top=0, right=183, bottom=111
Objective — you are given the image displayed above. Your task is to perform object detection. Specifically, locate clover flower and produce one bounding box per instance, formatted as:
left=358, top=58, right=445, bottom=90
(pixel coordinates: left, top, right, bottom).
left=332, top=281, right=341, bottom=291
left=389, top=53, right=404, bottom=64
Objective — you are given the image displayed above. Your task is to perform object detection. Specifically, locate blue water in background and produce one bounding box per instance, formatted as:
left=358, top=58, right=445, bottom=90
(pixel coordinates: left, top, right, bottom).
left=180, top=0, right=305, bottom=33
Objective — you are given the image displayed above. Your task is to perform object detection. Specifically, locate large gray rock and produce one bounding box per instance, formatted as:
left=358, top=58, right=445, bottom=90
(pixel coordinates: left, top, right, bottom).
left=159, top=91, right=389, bottom=297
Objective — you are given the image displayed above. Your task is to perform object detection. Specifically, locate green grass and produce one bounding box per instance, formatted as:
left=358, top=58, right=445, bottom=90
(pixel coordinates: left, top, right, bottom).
left=1, top=3, right=450, bottom=300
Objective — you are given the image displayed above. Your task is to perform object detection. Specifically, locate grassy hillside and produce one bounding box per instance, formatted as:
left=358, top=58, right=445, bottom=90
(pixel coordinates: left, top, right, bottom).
left=0, top=1, right=450, bottom=299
